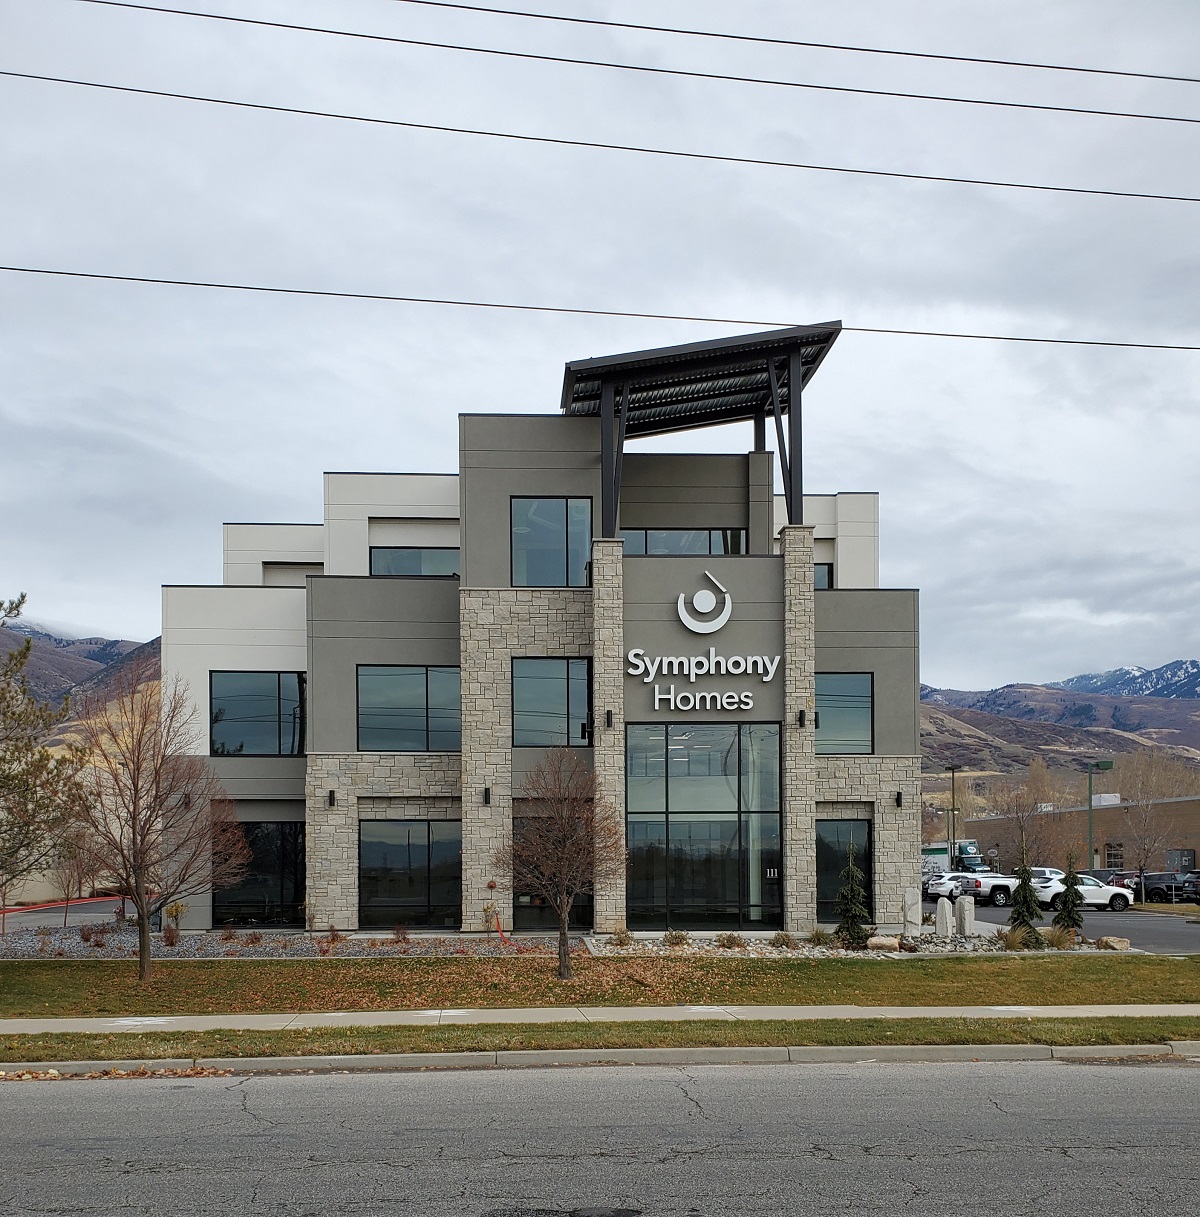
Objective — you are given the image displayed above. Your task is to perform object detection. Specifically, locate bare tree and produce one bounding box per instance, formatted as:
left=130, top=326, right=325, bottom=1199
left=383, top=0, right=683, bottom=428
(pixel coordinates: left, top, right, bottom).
left=1116, top=749, right=1200, bottom=891
left=72, top=657, right=249, bottom=979
left=985, top=779, right=1082, bottom=871
left=46, top=827, right=104, bottom=928
left=0, top=593, right=86, bottom=927
left=494, top=748, right=625, bottom=980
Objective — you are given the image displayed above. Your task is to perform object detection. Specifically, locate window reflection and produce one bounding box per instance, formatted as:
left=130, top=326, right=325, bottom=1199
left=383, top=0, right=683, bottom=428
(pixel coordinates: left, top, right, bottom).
left=212, top=821, right=305, bottom=926
left=816, top=820, right=873, bottom=921
left=512, top=658, right=590, bottom=746
left=210, top=672, right=305, bottom=757
left=357, top=666, right=462, bottom=751
left=512, top=498, right=591, bottom=587
left=369, top=547, right=460, bottom=577
left=815, top=673, right=873, bottom=754
left=359, top=820, right=462, bottom=928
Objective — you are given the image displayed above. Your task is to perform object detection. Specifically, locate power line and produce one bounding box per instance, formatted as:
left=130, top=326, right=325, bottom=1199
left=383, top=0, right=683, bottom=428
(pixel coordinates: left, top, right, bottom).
left=61, top=0, right=1200, bottom=128
left=2, top=266, right=1197, bottom=351
left=6, top=71, right=1198, bottom=206
left=381, top=0, right=1200, bottom=88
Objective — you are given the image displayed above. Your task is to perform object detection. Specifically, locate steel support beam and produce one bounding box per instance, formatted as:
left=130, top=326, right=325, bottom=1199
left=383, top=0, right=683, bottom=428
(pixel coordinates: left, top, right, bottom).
left=787, top=348, right=804, bottom=524
left=600, top=380, right=617, bottom=537
left=767, top=357, right=791, bottom=522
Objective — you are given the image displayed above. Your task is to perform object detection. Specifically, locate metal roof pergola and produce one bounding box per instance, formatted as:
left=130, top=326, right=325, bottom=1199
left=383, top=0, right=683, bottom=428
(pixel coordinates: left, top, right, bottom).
left=559, top=322, right=841, bottom=536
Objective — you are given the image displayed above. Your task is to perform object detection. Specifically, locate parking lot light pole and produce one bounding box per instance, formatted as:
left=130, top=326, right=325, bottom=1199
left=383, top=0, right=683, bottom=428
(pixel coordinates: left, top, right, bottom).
left=1084, top=759, right=1114, bottom=868
left=945, top=764, right=962, bottom=866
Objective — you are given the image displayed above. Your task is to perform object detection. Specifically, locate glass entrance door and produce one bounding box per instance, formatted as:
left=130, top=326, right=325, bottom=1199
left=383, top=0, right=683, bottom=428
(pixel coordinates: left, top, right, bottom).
left=815, top=819, right=873, bottom=922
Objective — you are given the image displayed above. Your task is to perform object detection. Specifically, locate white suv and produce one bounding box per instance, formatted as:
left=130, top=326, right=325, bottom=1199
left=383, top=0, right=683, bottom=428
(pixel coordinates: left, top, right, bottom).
left=1033, top=874, right=1132, bottom=912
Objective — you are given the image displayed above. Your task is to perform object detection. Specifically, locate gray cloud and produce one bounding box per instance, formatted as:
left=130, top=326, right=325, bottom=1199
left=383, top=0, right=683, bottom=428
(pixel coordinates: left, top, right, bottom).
left=3, top=0, right=1199, bottom=686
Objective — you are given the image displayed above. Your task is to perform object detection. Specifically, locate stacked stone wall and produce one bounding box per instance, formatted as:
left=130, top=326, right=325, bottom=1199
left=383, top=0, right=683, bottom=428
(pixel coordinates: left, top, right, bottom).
left=305, top=751, right=460, bottom=928
left=780, top=525, right=817, bottom=933
left=459, top=588, right=592, bottom=931
left=590, top=539, right=626, bottom=932
left=815, top=755, right=922, bottom=930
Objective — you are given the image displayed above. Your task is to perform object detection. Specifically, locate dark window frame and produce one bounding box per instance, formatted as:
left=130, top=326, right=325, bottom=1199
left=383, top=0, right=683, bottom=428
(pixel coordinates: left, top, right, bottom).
left=209, top=670, right=306, bottom=758
left=368, top=546, right=461, bottom=578
left=212, top=820, right=306, bottom=926
left=815, top=818, right=874, bottom=921
left=510, top=495, right=594, bottom=589
left=814, top=671, right=875, bottom=755
left=356, top=664, right=462, bottom=753
left=358, top=819, right=463, bottom=929
left=511, top=657, right=592, bottom=747
left=814, top=562, right=834, bottom=589
left=619, top=527, right=748, bottom=556
left=624, top=721, right=783, bottom=930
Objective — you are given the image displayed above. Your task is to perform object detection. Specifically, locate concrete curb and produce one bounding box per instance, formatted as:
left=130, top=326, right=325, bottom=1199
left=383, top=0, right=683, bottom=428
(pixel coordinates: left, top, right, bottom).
left=1, top=1043, right=1188, bottom=1076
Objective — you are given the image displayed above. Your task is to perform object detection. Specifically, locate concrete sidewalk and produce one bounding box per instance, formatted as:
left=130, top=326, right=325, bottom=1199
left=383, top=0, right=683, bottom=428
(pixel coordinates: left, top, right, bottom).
left=3, top=1001, right=1199, bottom=1036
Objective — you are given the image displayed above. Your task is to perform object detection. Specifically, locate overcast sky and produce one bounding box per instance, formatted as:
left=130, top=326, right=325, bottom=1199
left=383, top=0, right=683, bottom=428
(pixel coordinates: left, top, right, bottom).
left=3, top=0, right=1199, bottom=689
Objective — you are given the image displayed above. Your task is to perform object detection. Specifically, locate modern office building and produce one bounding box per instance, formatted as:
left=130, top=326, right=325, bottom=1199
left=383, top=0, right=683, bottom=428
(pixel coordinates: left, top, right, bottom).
left=162, top=325, right=922, bottom=934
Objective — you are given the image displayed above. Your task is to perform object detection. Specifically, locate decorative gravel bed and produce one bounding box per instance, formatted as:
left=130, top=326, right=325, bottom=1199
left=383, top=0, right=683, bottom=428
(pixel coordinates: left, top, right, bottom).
left=0, top=923, right=576, bottom=961
left=0, top=923, right=1103, bottom=961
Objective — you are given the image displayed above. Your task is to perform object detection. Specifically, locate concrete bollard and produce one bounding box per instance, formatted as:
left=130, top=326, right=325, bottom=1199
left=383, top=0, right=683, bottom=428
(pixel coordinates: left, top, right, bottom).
left=935, top=896, right=953, bottom=936
left=955, top=894, right=976, bottom=937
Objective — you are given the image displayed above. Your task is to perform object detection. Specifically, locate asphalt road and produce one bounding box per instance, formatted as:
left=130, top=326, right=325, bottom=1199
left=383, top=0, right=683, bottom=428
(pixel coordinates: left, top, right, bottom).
left=1, top=1060, right=1196, bottom=1216
left=969, top=903, right=1200, bottom=953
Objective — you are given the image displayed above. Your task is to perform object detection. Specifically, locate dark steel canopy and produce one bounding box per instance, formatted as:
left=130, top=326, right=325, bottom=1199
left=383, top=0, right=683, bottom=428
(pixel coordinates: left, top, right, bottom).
left=560, top=322, right=841, bottom=437
left=559, top=322, right=842, bottom=534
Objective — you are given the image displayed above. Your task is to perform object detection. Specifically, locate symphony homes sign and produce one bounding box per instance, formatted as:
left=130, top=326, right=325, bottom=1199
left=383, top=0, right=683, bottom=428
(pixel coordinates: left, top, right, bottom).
left=625, top=648, right=781, bottom=711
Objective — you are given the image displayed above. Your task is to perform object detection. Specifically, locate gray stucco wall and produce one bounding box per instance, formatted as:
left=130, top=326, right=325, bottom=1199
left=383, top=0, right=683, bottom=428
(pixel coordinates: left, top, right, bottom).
left=208, top=757, right=306, bottom=801
left=306, top=575, right=460, bottom=754
left=623, top=555, right=785, bottom=721
left=815, top=589, right=919, bottom=756
left=459, top=414, right=602, bottom=589
left=620, top=453, right=751, bottom=531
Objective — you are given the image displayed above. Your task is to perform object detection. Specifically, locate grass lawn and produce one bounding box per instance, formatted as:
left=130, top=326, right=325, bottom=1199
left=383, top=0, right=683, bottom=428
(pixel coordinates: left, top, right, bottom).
left=1, top=954, right=1198, bottom=1019
left=2, top=1015, right=1198, bottom=1064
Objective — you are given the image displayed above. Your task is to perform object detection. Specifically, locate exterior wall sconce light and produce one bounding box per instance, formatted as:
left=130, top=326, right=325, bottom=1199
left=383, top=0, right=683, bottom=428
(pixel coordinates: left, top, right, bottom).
left=327, top=790, right=336, bottom=807
left=895, top=791, right=903, bottom=807
left=605, top=710, right=613, bottom=729
left=797, top=710, right=805, bottom=728
left=483, top=787, right=491, bottom=805
left=182, top=793, right=191, bottom=809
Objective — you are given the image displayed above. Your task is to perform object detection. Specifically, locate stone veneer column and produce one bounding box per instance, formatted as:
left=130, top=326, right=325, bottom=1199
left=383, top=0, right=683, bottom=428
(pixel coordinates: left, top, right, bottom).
left=305, top=754, right=359, bottom=930
left=590, top=539, right=626, bottom=933
left=780, top=524, right=817, bottom=933
left=459, top=588, right=592, bottom=931
left=305, top=751, right=462, bottom=931
left=816, top=757, right=922, bottom=930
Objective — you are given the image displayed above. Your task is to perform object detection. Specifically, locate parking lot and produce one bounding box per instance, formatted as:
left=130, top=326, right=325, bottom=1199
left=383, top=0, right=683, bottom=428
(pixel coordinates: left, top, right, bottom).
left=969, top=901, right=1200, bottom=954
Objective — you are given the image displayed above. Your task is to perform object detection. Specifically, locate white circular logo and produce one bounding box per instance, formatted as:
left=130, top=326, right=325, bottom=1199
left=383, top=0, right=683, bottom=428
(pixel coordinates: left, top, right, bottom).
left=677, top=571, right=733, bottom=634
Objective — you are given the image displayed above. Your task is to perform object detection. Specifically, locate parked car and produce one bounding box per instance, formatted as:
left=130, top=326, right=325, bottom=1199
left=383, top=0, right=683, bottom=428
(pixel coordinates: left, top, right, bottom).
left=1024, top=867, right=1066, bottom=881
left=957, top=872, right=1020, bottom=907
left=1130, top=871, right=1191, bottom=902
left=1107, top=870, right=1141, bottom=890
left=1033, top=874, right=1132, bottom=912
left=926, top=873, right=973, bottom=901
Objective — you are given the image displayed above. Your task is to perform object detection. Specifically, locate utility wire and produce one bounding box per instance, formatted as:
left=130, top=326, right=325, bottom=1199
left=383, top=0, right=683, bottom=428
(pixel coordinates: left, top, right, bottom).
left=380, top=0, right=1200, bottom=88
left=2, top=266, right=1196, bottom=351
left=6, top=71, right=1198, bottom=206
left=60, top=0, right=1200, bottom=127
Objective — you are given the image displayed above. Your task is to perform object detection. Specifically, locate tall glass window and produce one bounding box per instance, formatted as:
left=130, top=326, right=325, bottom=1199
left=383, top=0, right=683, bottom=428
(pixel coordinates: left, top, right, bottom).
left=359, top=820, right=462, bottom=928
left=511, top=497, right=591, bottom=587
left=357, top=666, right=461, bottom=751
left=212, top=822, right=305, bottom=926
left=815, top=673, right=873, bottom=754
left=625, top=722, right=781, bottom=929
left=620, top=528, right=747, bottom=556
left=816, top=819, right=873, bottom=922
left=210, top=672, right=305, bottom=756
left=512, top=658, right=591, bottom=746
left=369, top=547, right=460, bottom=577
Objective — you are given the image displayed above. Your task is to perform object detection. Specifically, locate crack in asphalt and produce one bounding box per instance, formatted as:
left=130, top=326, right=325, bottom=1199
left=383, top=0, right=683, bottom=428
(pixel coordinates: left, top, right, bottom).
left=672, top=1069, right=711, bottom=1123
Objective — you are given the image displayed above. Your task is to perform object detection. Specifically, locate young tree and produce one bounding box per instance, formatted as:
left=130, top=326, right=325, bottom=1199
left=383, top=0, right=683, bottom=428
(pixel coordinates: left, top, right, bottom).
left=0, top=593, right=86, bottom=926
left=73, top=656, right=249, bottom=979
left=1007, top=864, right=1045, bottom=946
left=1116, top=749, right=1200, bottom=897
left=46, top=827, right=104, bottom=928
left=1052, top=851, right=1086, bottom=936
left=494, top=747, right=624, bottom=980
left=834, top=840, right=871, bottom=949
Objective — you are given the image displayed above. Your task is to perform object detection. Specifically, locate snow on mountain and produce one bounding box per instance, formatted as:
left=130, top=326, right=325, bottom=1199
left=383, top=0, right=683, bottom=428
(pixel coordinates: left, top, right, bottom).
left=1050, top=660, right=1200, bottom=699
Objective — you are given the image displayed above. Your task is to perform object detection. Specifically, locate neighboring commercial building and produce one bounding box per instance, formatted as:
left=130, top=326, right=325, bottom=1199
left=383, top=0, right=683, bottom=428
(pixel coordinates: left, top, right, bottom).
left=162, top=325, right=922, bottom=934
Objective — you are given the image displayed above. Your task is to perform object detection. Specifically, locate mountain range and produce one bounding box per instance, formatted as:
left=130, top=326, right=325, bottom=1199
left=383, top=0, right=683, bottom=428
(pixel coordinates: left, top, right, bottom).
left=6, top=619, right=1200, bottom=781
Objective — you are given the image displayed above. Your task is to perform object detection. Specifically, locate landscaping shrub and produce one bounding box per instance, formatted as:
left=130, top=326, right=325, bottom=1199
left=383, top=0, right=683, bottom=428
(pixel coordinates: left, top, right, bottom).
left=806, top=928, right=836, bottom=947
left=834, top=841, right=871, bottom=949
left=713, top=932, right=745, bottom=950
left=392, top=924, right=410, bottom=943
left=770, top=931, right=796, bottom=949
left=162, top=924, right=180, bottom=947
left=1040, top=925, right=1076, bottom=951
left=219, top=926, right=238, bottom=943
left=245, top=930, right=263, bottom=946
left=662, top=929, right=690, bottom=947
left=607, top=927, right=633, bottom=947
